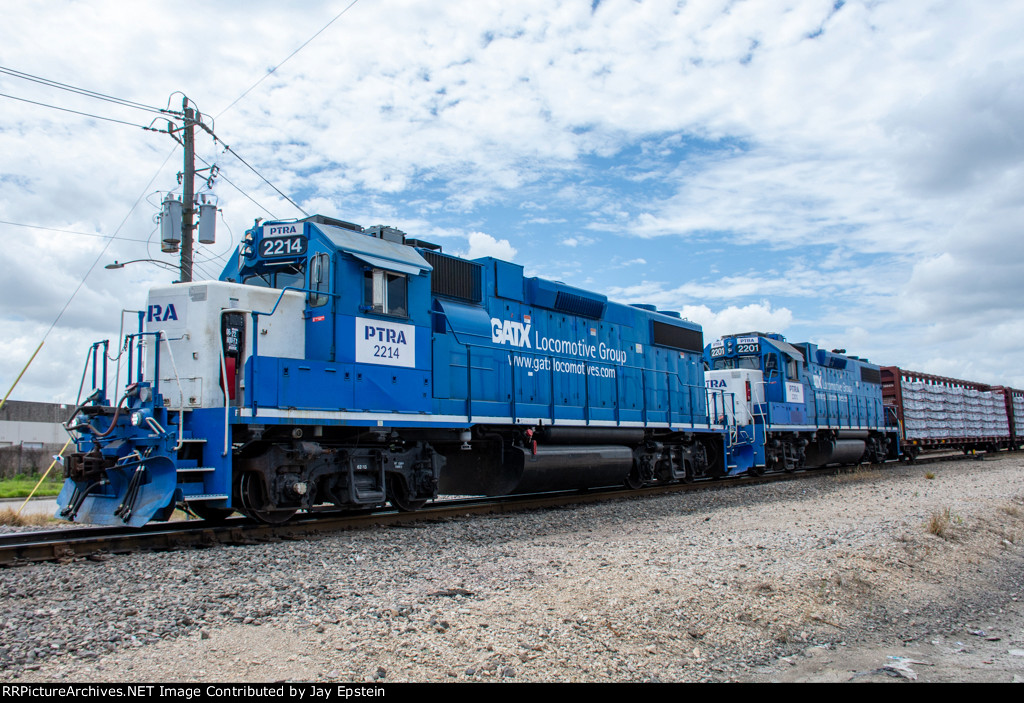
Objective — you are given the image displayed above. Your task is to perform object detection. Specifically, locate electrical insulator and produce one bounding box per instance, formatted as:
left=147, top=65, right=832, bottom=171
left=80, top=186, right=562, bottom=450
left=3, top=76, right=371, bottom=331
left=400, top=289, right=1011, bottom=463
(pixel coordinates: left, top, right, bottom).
left=161, top=195, right=182, bottom=247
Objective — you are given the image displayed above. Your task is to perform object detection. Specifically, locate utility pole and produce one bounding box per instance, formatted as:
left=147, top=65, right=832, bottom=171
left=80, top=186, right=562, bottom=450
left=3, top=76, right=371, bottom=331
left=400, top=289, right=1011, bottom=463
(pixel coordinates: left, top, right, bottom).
left=180, top=98, right=196, bottom=283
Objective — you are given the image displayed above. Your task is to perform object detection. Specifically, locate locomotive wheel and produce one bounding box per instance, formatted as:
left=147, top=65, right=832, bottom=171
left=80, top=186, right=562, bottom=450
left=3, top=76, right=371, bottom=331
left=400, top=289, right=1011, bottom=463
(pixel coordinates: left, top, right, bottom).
left=237, top=472, right=296, bottom=524
left=387, top=475, right=427, bottom=512
left=624, top=468, right=645, bottom=490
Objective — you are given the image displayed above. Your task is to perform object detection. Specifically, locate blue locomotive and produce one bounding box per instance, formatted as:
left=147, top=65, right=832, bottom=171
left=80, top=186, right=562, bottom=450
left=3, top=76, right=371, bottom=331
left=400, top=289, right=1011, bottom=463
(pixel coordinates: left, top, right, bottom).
left=58, top=215, right=731, bottom=526
left=704, top=332, right=900, bottom=473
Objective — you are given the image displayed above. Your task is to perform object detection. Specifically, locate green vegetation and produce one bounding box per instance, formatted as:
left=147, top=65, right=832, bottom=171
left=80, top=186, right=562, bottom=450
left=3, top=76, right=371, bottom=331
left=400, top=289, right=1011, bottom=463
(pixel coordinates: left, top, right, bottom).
left=0, top=472, right=64, bottom=499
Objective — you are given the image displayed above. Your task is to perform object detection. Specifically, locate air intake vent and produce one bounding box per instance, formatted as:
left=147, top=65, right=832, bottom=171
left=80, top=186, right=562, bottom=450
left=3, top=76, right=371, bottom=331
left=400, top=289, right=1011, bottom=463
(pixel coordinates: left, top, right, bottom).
left=652, top=321, right=703, bottom=353
left=554, top=291, right=605, bottom=318
left=423, top=251, right=482, bottom=303
left=860, top=366, right=881, bottom=384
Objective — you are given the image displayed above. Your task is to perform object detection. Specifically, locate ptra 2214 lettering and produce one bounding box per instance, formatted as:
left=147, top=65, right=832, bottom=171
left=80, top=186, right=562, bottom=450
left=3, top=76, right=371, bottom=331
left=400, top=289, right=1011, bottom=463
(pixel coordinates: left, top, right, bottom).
left=374, top=345, right=400, bottom=359
left=259, top=236, right=307, bottom=257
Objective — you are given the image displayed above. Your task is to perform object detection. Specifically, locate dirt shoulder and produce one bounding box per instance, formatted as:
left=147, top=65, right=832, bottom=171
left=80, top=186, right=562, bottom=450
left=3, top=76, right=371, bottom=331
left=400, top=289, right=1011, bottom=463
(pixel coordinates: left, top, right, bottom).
left=4, top=454, right=1024, bottom=683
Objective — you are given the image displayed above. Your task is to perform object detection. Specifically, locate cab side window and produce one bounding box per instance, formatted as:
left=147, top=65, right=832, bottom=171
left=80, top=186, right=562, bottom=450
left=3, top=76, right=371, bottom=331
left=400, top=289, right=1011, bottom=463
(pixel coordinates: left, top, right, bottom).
left=308, top=253, right=330, bottom=307
left=363, top=268, right=408, bottom=317
left=786, top=358, right=800, bottom=381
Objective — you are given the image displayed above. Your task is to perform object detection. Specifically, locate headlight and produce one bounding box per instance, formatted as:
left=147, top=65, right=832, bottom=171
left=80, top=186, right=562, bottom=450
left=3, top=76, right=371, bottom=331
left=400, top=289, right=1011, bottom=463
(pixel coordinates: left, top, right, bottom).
left=131, top=411, right=146, bottom=427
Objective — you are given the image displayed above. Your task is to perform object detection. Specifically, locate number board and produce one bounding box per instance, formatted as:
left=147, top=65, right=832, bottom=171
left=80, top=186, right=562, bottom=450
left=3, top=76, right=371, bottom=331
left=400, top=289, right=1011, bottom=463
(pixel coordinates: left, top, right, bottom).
left=259, top=235, right=307, bottom=258
left=735, top=336, right=759, bottom=354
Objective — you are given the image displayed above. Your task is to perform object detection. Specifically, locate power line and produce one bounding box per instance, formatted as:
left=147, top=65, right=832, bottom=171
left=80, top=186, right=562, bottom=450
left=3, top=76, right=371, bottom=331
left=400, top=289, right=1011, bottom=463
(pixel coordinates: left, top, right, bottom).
left=221, top=143, right=308, bottom=217
left=216, top=0, right=365, bottom=118
left=42, top=147, right=179, bottom=341
left=0, top=91, right=169, bottom=132
left=0, top=219, right=155, bottom=243
left=0, top=65, right=177, bottom=117
left=190, top=258, right=220, bottom=281
left=193, top=153, right=278, bottom=220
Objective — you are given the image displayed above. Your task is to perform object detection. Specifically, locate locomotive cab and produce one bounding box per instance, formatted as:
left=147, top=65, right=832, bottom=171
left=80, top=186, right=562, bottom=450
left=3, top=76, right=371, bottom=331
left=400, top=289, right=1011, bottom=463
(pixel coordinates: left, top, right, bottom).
left=215, top=217, right=442, bottom=518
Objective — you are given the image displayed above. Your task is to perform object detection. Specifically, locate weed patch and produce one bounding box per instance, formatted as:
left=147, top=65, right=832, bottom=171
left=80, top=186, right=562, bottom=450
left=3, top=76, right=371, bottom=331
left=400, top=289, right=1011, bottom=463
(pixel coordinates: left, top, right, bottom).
left=927, top=507, right=962, bottom=539
left=0, top=507, right=57, bottom=527
left=833, top=466, right=881, bottom=483
left=999, top=503, right=1023, bottom=519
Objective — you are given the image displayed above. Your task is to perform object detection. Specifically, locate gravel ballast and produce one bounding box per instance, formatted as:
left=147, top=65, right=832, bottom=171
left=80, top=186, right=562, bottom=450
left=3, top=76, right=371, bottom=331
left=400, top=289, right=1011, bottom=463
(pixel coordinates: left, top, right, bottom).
left=2, top=454, right=1023, bottom=683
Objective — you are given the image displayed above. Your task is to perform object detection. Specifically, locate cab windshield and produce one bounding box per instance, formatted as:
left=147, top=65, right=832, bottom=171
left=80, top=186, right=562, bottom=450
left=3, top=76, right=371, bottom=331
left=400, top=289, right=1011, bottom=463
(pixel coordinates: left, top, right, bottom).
left=243, top=263, right=305, bottom=290
left=712, top=357, right=760, bottom=371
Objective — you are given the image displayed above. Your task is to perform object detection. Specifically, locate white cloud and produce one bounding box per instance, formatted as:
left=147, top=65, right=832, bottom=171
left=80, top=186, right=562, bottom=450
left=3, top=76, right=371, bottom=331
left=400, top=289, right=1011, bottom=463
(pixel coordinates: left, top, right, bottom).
left=2, top=1, right=1024, bottom=399
left=463, top=231, right=518, bottom=261
left=683, top=302, right=795, bottom=344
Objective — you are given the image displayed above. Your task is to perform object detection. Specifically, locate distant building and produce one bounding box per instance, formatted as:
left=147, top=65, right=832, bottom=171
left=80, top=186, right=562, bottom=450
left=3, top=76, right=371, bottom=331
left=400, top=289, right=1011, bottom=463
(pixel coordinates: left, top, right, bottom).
left=0, top=400, right=73, bottom=449
left=0, top=401, right=73, bottom=474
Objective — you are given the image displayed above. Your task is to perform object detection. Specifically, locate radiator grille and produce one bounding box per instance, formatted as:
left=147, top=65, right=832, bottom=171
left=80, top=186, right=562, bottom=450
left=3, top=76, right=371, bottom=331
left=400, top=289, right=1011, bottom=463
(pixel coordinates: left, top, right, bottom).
left=553, top=291, right=605, bottom=318
left=652, top=321, right=703, bottom=353
left=423, top=251, right=482, bottom=303
left=860, top=366, right=882, bottom=384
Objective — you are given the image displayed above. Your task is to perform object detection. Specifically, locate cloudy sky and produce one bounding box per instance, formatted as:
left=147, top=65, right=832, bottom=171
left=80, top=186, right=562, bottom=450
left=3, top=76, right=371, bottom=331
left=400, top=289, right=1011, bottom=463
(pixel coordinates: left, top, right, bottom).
left=1, top=0, right=1022, bottom=403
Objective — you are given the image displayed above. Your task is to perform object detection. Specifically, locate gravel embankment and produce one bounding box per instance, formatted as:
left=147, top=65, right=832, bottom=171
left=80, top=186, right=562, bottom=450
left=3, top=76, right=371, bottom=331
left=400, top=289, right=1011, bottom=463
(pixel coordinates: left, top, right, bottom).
left=2, top=455, right=1023, bottom=683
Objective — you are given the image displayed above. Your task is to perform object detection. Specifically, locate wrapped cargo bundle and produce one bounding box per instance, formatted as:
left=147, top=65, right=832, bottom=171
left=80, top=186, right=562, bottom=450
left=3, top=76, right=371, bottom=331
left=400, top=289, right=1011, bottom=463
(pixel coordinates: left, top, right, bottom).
left=882, top=367, right=1013, bottom=449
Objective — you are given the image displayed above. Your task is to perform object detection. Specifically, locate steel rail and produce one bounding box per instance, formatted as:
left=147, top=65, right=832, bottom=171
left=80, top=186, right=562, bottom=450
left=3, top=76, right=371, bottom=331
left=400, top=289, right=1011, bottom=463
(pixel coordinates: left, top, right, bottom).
left=0, top=450, right=990, bottom=567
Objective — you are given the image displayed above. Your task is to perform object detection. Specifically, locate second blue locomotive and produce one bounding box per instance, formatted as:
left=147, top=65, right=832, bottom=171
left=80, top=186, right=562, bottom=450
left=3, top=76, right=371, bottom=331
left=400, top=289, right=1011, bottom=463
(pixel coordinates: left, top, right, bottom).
left=705, top=332, right=899, bottom=473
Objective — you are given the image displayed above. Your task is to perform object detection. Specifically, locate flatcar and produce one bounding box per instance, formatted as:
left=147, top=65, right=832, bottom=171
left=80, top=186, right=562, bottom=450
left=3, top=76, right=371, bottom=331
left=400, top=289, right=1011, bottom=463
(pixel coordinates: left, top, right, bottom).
left=881, top=367, right=1023, bottom=460
left=58, top=215, right=729, bottom=526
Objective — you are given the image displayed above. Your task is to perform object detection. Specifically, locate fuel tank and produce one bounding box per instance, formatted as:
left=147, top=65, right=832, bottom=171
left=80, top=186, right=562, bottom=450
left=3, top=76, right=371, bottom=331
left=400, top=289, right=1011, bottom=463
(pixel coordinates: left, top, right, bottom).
left=438, top=443, right=634, bottom=496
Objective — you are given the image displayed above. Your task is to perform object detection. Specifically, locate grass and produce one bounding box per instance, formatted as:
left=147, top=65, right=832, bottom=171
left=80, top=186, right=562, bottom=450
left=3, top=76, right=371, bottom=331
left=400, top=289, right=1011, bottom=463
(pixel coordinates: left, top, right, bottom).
left=924, top=471, right=935, bottom=480
left=0, top=507, right=58, bottom=527
left=833, top=465, right=881, bottom=483
left=927, top=507, right=963, bottom=538
left=0, top=472, right=64, bottom=499
left=1000, top=503, right=1024, bottom=519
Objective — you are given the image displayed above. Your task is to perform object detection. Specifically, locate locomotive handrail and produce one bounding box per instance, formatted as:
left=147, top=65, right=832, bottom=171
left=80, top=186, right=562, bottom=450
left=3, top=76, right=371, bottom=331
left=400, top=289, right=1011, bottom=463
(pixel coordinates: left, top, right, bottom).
left=751, top=380, right=766, bottom=428
left=217, top=307, right=256, bottom=455
left=71, top=341, right=110, bottom=413
left=123, top=331, right=165, bottom=391
left=109, top=309, right=145, bottom=397
left=156, top=331, right=186, bottom=452
left=218, top=310, right=232, bottom=454
left=92, top=339, right=108, bottom=400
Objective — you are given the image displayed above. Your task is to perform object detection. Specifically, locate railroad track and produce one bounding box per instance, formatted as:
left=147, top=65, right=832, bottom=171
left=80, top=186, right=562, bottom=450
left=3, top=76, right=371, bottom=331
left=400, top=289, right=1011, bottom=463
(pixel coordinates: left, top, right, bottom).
left=0, top=451, right=988, bottom=567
